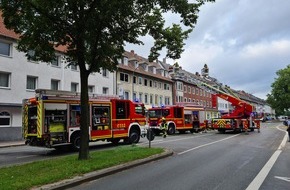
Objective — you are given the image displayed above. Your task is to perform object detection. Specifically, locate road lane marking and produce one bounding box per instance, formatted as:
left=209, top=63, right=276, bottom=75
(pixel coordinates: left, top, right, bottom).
left=178, top=134, right=240, bottom=155
left=152, top=134, right=214, bottom=145
left=246, top=126, right=288, bottom=190
left=139, top=133, right=215, bottom=146
left=274, top=176, right=290, bottom=182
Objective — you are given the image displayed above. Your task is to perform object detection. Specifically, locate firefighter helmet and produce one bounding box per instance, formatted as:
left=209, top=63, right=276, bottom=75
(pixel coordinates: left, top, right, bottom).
left=161, top=117, right=166, bottom=121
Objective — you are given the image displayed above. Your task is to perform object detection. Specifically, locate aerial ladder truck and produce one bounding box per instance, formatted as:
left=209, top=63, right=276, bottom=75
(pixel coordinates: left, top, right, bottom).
left=195, top=80, right=261, bottom=133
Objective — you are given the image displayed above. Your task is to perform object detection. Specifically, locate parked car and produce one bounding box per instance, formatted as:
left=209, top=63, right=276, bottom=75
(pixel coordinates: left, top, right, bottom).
left=278, top=116, right=288, bottom=121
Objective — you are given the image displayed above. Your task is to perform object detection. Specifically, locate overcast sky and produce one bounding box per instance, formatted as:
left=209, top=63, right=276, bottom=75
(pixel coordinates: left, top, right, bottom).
left=125, top=0, right=290, bottom=100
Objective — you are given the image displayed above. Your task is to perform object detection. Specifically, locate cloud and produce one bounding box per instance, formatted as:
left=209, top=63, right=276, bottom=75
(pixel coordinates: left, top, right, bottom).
left=126, top=0, right=290, bottom=100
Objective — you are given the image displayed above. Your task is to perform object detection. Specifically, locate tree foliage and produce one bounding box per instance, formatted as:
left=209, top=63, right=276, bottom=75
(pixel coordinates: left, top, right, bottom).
left=266, top=65, right=290, bottom=115
left=0, top=0, right=215, bottom=160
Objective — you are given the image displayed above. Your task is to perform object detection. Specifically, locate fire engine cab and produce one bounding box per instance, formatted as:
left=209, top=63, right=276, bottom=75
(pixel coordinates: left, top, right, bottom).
left=22, top=89, right=147, bottom=150
left=147, top=104, right=205, bottom=135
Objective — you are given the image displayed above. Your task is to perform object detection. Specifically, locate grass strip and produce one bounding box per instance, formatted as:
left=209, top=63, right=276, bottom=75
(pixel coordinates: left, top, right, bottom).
left=0, top=146, right=164, bottom=190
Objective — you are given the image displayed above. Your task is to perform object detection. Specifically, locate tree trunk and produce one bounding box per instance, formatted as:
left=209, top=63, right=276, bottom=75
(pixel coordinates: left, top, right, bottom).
left=78, top=69, right=90, bottom=160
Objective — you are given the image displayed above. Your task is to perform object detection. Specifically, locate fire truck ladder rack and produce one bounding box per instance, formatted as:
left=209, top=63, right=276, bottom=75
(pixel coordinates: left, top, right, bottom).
left=35, top=89, right=119, bottom=100
left=191, top=78, right=241, bottom=100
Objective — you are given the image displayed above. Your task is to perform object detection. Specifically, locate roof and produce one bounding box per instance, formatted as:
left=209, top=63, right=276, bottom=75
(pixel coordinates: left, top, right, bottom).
left=0, top=11, right=20, bottom=39
left=119, top=50, right=173, bottom=82
left=0, top=12, right=66, bottom=53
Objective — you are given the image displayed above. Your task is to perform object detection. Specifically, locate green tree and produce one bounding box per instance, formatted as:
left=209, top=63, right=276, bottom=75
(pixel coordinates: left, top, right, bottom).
left=267, top=65, right=290, bottom=115
left=0, top=0, right=215, bottom=160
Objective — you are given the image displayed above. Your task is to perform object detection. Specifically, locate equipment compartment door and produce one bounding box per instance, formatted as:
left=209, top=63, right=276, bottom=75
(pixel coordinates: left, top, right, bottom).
left=91, top=105, right=112, bottom=139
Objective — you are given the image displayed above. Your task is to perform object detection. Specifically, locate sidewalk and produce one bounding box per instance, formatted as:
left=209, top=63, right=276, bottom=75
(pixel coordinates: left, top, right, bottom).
left=0, top=140, right=25, bottom=148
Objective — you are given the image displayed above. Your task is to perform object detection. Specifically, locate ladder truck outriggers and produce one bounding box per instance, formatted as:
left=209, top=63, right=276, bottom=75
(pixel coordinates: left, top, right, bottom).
left=22, top=89, right=148, bottom=150
left=147, top=104, right=206, bottom=135
left=199, top=82, right=261, bottom=133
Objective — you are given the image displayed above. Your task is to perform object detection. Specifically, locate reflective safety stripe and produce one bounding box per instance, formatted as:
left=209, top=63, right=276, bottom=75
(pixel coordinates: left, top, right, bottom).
left=216, top=119, right=226, bottom=128
left=37, top=101, right=43, bottom=138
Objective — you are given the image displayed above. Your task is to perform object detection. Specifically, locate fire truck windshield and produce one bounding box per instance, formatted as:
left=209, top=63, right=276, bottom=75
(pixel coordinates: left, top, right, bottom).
left=148, top=109, right=169, bottom=118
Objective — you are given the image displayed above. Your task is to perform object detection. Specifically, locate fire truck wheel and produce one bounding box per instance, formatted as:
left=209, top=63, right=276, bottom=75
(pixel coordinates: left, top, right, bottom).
left=128, top=129, right=140, bottom=144
left=167, top=124, right=175, bottom=135
left=218, top=129, right=226, bottom=134
left=71, top=134, right=81, bottom=150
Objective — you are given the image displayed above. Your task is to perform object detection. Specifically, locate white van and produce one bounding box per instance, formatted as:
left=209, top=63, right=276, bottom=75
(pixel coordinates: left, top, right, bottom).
left=278, top=116, right=288, bottom=121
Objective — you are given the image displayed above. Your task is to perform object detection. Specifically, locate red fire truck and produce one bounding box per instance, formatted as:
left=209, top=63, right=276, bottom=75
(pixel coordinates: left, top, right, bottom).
left=147, top=104, right=205, bottom=135
left=201, top=83, right=261, bottom=133
left=22, top=89, right=147, bottom=150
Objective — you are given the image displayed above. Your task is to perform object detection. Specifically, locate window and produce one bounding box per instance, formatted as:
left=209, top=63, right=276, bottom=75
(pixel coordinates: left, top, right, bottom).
left=120, top=73, right=129, bottom=82
left=0, top=72, right=10, bottom=88
left=133, top=76, right=136, bottom=84
left=102, top=69, right=108, bottom=77
left=71, top=62, right=78, bottom=70
left=155, top=95, right=158, bottom=104
left=123, top=57, right=128, bottom=65
left=133, top=92, right=136, bottom=100
left=135, top=104, right=144, bottom=115
left=51, top=56, right=60, bottom=67
left=134, top=61, right=138, bottom=69
left=27, top=50, right=36, bottom=61
left=149, top=80, right=153, bottom=87
left=0, top=41, right=11, bottom=56
left=176, top=82, right=183, bottom=91
left=88, top=85, right=94, bottom=93
left=165, top=97, right=170, bottom=105
left=144, top=94, right=148, bottom=104
left=0, top=111, right=11, bottom=126
left=103, top=87, right=109, bottom=94
left=150, top=94, right=153, bottom=104
left=164, top=83, right=170, bottom=90
left=144, top=79, right=148, bottom=86
left=27, top=76, right=37, bottom=90
left=139, top=93, right=143, bottom=102
left=116, top=101, right=129, bottom=119
left=138, top=77, right=142, bottom=85
left=188, top=86, right=191, bottom=93
left=71, top=83, right=78, bottom=92
left=51, top=80, right=59, bottom=90
left=124, top=91, right=129, bottom=100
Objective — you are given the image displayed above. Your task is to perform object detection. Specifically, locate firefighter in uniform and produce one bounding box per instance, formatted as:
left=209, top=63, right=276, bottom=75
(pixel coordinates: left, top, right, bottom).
left=161, top=117, right=168, bottom=138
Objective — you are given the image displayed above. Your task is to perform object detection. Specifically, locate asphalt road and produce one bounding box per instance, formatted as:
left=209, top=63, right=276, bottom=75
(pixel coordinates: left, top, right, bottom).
left=65, top=122, right=289, bottom=190
left=1, top=122, right=289, bottom=190
left=0, top=141, right=119, bottom=168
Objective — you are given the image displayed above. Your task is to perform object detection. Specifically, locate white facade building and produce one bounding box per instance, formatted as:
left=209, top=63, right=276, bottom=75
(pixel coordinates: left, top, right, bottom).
left=0, top=38, right=114, bottom=140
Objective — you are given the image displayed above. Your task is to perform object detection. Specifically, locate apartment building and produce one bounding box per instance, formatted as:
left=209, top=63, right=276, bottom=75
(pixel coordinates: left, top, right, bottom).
left=0, top=16, right=114, bottom=140
left=169, top=64, right=219, bottom=120
left=117, top=50, right=173, bottom=109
